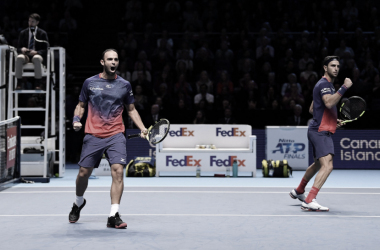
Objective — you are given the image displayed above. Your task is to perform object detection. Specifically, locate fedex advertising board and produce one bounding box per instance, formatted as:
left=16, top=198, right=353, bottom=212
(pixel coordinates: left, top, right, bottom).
left=157, top=152, right=256, bottom=176
left=162, top=125, right=252, bottom=148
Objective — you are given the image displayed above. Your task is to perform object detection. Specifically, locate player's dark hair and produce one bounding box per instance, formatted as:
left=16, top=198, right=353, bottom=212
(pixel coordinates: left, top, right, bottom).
left=29, top=13, right=40, bottom=21
left=323, top=56, right=340, bottom=66
left=102, top=48, right=118, bottom=60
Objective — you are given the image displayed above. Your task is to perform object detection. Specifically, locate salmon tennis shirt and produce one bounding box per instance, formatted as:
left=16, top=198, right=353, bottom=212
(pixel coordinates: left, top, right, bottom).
left=79, top=74, right=135, bottom=138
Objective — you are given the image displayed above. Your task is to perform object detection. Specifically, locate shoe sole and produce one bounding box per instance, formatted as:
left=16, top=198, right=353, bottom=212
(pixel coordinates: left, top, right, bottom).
left=107, top=223, right=127, bottom=229
left=69, top=219, right=78, bottom=223
left=301, top=206, right=329, bottom=212
left=289, top=192, right=305, bottom=202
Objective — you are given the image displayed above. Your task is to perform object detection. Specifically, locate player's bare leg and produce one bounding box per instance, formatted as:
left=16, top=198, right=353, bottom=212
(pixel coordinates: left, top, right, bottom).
left=110, top=163, right=124, bottom=204
left=107, top=163, right=127, bottom=228
left=311, top=154, right=333, bottom=189
left=303, top=159, right=321, bottom=181
left=76, top=166, right=94, bottom=196
left=69, top=166, right=93, bottom=223
left=301, top=154, right=333, bottom=211
left=290, top=160, right=321, bottom=202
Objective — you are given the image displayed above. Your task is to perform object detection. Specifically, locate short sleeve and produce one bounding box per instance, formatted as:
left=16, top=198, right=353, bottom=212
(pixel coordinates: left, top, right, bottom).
left=124, top=82, right=135, bottom=105
left=319, top=81, right=333, bottom=97
left=79, top=79, right=89, bottom=103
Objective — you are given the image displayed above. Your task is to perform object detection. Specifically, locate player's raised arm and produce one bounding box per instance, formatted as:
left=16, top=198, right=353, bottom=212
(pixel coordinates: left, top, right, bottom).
left=322, top=78, right=352, bottom=109
left=73, top=101, right=87, bottom=131
left=126, top=103, right=147, bottom=138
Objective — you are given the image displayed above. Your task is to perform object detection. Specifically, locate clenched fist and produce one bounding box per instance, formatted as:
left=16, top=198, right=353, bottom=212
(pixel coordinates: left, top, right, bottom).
left=344, top=78, right=353, bottom=89
left=73, top=122, right=82, bottom=131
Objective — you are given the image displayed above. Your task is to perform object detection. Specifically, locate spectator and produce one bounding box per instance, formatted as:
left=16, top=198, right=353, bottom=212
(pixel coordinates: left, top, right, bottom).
left=59, top=11, right=77, bottom=32
left=256, top=36, right=274, bottom=59
left=157, top=30, right=173, bottom=50
left=174, top=74, right=193, bottom=97
left=238, top=58, right=256, bottom=79
left=286, top=104, right=306, bottom=125
left=361, top=59, right=379, bottom=83
left=176, top=41, right=194, bottom=60
left=239, top=73, right=258, bottom=92
left=16, top=13, right=49, bottom=88
left=216, top=70, right=234, bottom=95
left=237, top=39, right=254, bottom=60
left=194, top=46, right=214, bottom=75
left=131, top=71, right=152, bottom=97
left=116, top=61, right=131, bottom=82
left=144, top=104, right=162, bottom=126
left=195, top=71, right=213, bottom=93
left=124, top=33, right=138, bottom=58
left=194, top=84, right=214, bottom=107
left=173, top=99, right=192, bottom=124
left=298, top=52, right=314, bottom=72
left=281, top=73, right=302, bottom=97
left=218, top=108, right=237, bottom=124
left=215, top=40, right=234, bottom=73
left=133, top=85, right=148, bottom=115
left=193, top=110, right=207, bottom=124
left=334, top=40, right=355, bottom=58
left=282, top=83, right=305, bottom=109
left=134, top=50, right=152, bottom=72
left=300, top=62, right=318, bottom=84
left=261, top=86, right=278, bottom=109
left=132, top=61, right=151, bottom=82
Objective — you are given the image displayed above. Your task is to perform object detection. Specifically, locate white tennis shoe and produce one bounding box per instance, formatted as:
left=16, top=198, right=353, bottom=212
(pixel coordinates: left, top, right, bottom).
left=301, top=199, right=329, bottom=212
left=289, top=189, right=306, bottom=202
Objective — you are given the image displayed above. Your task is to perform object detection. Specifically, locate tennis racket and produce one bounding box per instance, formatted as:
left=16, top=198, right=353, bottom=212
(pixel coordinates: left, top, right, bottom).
left=127, top=119, right=170, bottom=144
left=339, top=96, right=366, bottom=124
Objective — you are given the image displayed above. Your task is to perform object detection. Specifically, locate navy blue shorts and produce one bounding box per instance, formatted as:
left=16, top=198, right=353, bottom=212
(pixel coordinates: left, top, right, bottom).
left=78, top=133, right=127, bottom=168
left=308, top=129, right=334, bottom=159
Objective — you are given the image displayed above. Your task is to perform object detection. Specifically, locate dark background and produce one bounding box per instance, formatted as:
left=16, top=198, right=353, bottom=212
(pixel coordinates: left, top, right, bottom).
left=1, top=0, right=380, bottom=162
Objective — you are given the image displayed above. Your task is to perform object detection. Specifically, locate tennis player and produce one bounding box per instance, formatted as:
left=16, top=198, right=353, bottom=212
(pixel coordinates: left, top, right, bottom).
left=289, top=55, right=352, bottom=211
left=68, top=49, right=147, bottom=228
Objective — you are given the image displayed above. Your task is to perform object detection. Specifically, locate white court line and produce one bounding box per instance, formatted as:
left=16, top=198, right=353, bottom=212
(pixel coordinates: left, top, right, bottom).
left=11, top=186, right=380, bottom=189
left=1, top=191, right=380, bottom=195
left=0, top=214, right=380, bottom=218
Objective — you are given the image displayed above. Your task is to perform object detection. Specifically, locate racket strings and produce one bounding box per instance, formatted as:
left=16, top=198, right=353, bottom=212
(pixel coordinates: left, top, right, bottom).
left=149, top=120, right=169, bottom=143
left=341, top=97, right=366, bottom=120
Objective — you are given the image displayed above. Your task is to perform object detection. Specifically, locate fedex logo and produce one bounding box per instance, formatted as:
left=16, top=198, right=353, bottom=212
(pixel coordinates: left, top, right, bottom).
left=216, top=128, right=246, bottom=137
left=166, top=156, right=201, bottom=167
left=168, top=128, right=194, bottom=137
left=210, top=156, right=246, bottom=167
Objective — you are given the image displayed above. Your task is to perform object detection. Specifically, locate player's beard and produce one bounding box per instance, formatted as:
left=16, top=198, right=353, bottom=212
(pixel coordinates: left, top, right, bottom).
left=327, top=69, right=337, bottom=81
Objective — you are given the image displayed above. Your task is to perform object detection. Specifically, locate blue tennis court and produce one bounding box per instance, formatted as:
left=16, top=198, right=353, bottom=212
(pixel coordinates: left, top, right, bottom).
left=1, top=166, right=379, bottom=250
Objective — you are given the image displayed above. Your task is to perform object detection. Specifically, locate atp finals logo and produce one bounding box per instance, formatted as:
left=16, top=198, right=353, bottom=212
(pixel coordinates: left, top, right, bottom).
left=272, top=139, right=306, bottom=159
left=168, top=128, right=194, bottom=137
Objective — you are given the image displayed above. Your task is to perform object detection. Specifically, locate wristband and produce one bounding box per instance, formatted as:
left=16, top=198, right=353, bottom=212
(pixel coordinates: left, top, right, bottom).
left=337, top=85, right=347, bottom=96
left=73, top=115, right=81, bottom=124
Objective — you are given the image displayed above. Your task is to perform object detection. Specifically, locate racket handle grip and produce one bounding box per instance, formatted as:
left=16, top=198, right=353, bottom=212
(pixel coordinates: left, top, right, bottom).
left=127, top=134, right=140, bottom=139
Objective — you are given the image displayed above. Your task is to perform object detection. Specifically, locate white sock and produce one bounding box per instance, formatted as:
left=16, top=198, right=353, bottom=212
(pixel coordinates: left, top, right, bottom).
left=75, top=196, right=84, bottom=207
left=110, top=204, right=120, bottom=217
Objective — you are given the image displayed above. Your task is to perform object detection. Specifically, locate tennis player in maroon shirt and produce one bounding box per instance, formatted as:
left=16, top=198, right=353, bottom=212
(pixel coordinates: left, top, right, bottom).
left=289, top=56, right=353, bottom=211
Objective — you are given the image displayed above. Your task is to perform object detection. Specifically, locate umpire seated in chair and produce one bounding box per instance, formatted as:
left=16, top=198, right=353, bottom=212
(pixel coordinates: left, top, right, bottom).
left=16, top=13, right=49, bottom=82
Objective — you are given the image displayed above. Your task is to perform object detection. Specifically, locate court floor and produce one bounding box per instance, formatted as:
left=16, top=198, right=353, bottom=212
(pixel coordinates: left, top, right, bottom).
left=1, top=168, right=380, bottom=250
